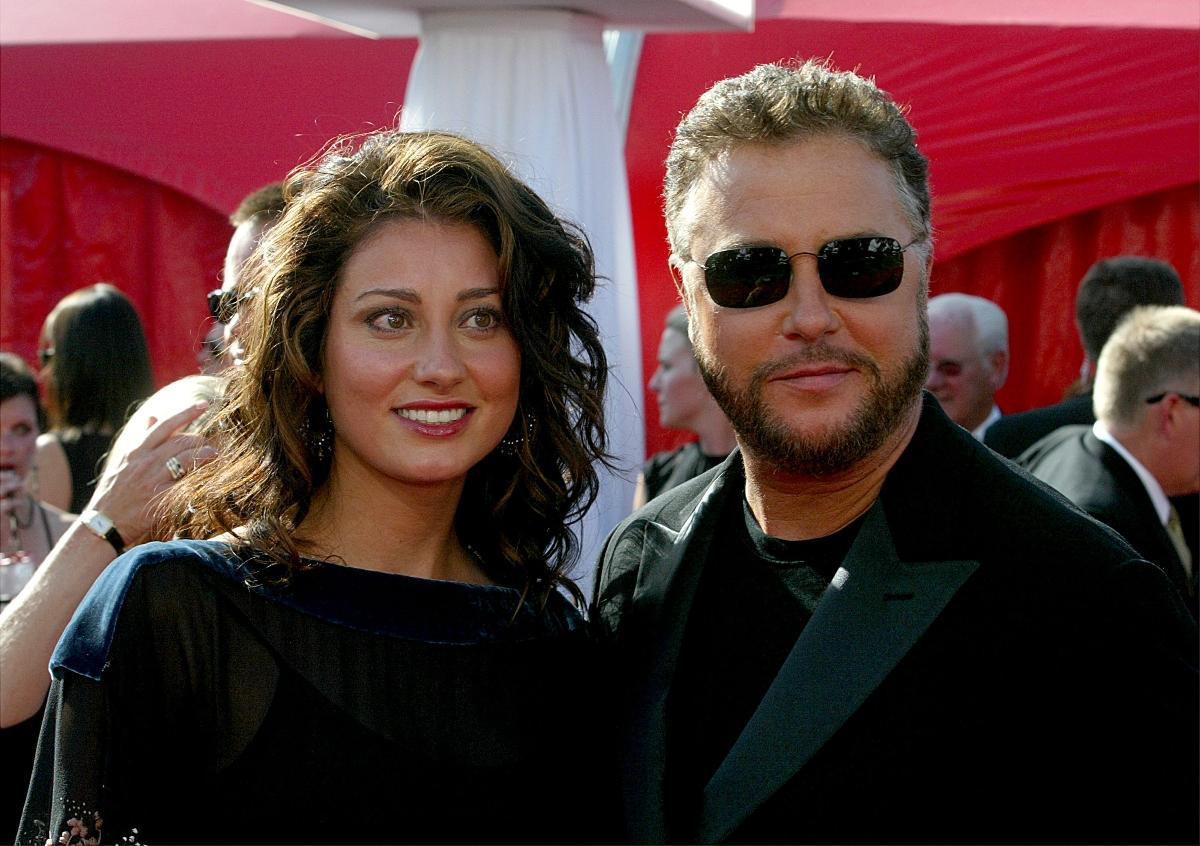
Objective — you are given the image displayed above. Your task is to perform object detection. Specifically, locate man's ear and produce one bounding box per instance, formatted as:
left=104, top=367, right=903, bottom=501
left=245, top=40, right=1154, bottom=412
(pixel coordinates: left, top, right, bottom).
left=668, top=256, right=687, bottom=299
left=1158, top=392, right=1196, bottom=439
left=990, top=350, right=1009, bottom=390
left=669, top=258, right=700, bottom=346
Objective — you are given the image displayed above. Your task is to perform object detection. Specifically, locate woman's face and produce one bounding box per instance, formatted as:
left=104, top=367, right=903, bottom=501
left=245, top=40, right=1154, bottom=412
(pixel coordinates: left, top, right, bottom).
left=321, top=218, right=521, bottom=491
left=0, top=394, right=40, bottom=480
left=648, top=326, right=708, bottom=432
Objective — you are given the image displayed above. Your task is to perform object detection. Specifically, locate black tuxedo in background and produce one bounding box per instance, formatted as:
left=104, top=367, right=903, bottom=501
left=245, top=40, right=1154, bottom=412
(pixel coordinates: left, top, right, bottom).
left=1020, top=425, right=1197, bottom=617
left=595, top=396, right=1197, bottom=845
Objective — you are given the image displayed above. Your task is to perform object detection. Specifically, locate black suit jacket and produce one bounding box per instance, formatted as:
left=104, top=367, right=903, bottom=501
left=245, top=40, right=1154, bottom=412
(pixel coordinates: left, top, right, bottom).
left=982, top=392, right=1095, bottom=459
left=984, top=393, right=1199, bottom=577
left=594, top=396, right=1198, bottom=844
left=1020, top=425, right=1197, bottom=616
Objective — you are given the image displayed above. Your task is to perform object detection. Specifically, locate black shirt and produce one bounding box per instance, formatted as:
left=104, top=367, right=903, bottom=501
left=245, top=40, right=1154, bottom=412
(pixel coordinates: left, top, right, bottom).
left=664, top=493, right=865, bottom=840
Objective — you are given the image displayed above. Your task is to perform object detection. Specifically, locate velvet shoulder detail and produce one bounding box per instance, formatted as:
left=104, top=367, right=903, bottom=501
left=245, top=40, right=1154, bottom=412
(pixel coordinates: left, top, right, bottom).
left=51, top=539, right=586, bottom=682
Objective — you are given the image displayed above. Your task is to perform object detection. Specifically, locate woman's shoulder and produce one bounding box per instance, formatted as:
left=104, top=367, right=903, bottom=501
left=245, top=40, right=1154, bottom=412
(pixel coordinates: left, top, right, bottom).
left=642, top=442, right=696, bottom=481
left=50, top=540, right=243, bottom=681
left=33, top=434, right=72, bottom=510
left=104, top=539, right=243, bottom=584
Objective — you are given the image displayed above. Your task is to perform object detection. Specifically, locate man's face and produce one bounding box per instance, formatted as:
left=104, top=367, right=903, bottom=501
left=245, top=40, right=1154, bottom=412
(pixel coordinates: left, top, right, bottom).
left=1161, top=377, right=1200, bottom=496
left=925, top=311, right=1002, bottom=431
left=218, top=217, right=268, bottom=366
left=672, top=135, right=928, bottom=477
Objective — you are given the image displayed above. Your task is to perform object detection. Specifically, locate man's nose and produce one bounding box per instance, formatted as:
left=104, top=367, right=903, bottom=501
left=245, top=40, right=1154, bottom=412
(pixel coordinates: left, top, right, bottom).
left=780, top=259, right=838, bottom=341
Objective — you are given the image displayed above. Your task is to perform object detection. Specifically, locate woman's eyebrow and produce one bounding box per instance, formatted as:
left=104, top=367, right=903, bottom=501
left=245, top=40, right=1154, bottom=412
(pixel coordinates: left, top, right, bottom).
left=457, top=287, right=500, bottom=302
left=354, top=287, right=420, bottom=303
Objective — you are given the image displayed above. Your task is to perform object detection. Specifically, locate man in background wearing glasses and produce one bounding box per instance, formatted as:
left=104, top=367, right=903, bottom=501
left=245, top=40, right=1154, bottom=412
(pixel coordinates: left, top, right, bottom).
left=203, top=181, right=285, bottom=369
left=1022, top=305, right=1199, bottom=618
left=593, top=59, right=1196, bottom=844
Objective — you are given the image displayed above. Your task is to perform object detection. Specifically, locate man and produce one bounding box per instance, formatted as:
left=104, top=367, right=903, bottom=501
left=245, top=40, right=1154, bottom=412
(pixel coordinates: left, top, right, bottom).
left=1022, top=306, right=1199, bottom=616
left=205, top=181, right=286, bottom=368
left=981, top=256, right=1197, bottom=563
left=593, top=60, right=1196, bottom=844
left=925, top=292, right=1008, bottom=439
left=984, top=255, right=1184, bottom=458
left=633, top=304, right=737, bottom=509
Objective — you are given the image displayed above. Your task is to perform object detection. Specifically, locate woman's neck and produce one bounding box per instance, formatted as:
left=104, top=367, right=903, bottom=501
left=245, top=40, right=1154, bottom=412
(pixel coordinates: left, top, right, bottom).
left=294, top=460, right=487, bottom=584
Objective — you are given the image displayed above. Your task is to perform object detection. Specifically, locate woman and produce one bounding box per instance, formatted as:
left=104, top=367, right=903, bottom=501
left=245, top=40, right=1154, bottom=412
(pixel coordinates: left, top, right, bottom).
left=0, top=353, right=73, bottom=603
left=18, top=130, right=612, bottom=844
left=34, top=283, right=155, bottom=513
left=632, top=305, right=736, bottom=510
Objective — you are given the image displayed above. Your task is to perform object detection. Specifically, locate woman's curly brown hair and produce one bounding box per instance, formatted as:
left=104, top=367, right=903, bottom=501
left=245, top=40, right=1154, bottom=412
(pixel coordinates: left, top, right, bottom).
left=158, top=129, right=610, bottom=604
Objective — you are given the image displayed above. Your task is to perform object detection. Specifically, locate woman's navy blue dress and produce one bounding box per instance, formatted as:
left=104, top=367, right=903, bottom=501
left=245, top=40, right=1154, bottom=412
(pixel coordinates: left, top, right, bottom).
left=17, top=540, right=610, bottom=845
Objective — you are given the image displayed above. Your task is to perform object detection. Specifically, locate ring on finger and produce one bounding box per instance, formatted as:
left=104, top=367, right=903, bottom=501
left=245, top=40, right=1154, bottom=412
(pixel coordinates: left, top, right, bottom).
left=165, top=456, right=185, bottom=482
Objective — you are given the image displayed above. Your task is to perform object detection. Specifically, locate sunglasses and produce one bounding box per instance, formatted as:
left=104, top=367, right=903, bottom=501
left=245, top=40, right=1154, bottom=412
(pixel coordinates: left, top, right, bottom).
left=1146, top=392, right=1200, bottom=408
left=207, top=289, right=236, bottom=322
left=690, top=236, right=921, bottom=309
left=207, top=288, right=256, bottom=322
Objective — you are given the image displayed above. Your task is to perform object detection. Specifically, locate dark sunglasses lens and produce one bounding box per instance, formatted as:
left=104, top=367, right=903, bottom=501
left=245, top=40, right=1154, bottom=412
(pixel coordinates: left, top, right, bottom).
left=818, top=237, right=905, bottom=298
left=703, top=247, right=791, bottom=308
left=208, top=290, right=237, bottom=322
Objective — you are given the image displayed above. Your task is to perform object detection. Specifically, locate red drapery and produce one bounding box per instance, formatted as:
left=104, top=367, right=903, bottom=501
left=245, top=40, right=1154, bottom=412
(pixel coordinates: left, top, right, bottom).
left=932, top=184, right=1200, bottom=416
left=0, top=138, right=230, bottom=387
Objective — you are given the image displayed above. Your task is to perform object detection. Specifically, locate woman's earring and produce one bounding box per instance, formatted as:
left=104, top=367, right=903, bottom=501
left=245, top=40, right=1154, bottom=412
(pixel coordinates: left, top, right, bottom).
left=499, top=412, right=536, bottom=457
left=303, top=404, right=334, bottom=462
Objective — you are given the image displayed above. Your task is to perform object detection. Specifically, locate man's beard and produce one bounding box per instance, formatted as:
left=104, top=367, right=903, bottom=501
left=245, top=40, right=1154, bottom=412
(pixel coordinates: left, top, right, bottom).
left=696, top=317, right=929, bottom=477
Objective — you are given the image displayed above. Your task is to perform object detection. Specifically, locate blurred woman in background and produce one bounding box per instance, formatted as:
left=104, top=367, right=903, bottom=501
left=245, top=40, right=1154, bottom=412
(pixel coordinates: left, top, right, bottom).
left=34, top=283, right=155, bottom=513
left=0, top=353, right=73, bottom=604
left=632, top=304, right=736, bottom=509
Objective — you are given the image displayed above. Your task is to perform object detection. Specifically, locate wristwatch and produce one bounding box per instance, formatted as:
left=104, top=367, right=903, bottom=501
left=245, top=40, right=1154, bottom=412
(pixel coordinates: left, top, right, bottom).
left=79, top=509, right=126, bottom=554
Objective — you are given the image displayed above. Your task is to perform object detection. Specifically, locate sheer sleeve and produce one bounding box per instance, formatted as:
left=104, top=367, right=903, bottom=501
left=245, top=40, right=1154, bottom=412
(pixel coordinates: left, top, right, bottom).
left=17, top=671, right=137, bottom=846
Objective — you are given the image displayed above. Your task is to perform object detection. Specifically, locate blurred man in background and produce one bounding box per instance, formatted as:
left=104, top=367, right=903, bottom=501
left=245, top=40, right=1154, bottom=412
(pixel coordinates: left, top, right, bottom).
left=925, top=293, right=1008, bottom=440
left=1022, top=305, right=1199, bottom=617
left=204, top=181, right=286, bottom=369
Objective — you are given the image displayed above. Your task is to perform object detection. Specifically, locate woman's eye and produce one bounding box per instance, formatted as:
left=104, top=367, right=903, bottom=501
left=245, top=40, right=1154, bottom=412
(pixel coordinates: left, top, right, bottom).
left=367, top=309, right=411, bottom=332
left=463, top=308, right=503, bottom=332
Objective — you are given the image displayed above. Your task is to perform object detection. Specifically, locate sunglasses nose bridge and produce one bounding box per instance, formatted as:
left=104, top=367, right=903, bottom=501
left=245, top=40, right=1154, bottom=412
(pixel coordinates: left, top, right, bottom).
left=780, top=254, right=839, bottom=339
left=783, top=250, right=830, bottom=298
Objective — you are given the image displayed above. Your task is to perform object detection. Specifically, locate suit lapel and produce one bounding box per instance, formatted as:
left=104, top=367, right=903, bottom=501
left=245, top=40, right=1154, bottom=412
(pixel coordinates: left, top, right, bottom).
left=621, top=463, right=738, bottom=843
left=697, top=499, right=979, bottom=843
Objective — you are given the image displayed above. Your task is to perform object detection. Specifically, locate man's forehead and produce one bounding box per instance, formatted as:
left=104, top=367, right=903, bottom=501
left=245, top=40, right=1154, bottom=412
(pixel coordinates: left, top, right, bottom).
left=222, top=217, right=269, bottom=293
left=677, top=137, right=904, bottom=250
left=929, top=313, right=978, bottom=351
